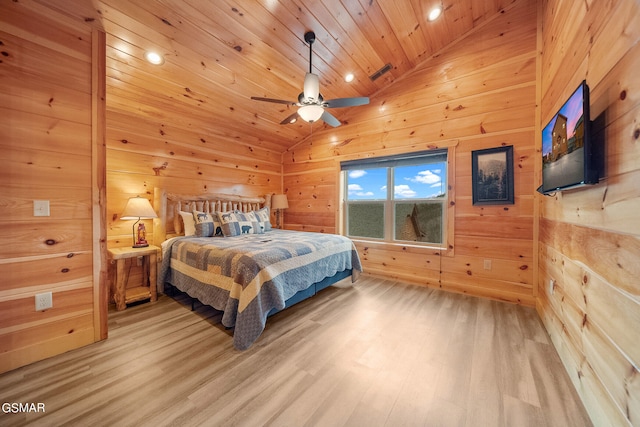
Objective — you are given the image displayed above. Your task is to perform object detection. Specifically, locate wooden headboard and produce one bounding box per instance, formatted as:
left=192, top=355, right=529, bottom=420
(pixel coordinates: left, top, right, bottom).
left=153, top=188, right=271, bottom=245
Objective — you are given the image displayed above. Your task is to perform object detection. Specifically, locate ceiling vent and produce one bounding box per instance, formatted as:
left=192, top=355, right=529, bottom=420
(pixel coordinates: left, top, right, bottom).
left=369, top=63, right=393, bottom=81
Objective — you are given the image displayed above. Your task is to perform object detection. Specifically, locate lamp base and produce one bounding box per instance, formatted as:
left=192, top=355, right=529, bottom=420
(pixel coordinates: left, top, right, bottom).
left=132, top=220, right=149, bottom=248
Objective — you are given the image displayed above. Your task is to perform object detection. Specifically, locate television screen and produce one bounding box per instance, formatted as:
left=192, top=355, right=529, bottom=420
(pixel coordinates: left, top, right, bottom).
left=540, top=80, right=596, bottom=194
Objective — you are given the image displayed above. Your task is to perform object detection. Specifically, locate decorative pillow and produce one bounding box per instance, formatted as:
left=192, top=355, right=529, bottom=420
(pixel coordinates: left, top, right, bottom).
left=253, top=207, right=272, bottom=231
left=193, top=211, right=223, bottom=237
left=217, top=211, right=264, bottom=237
left=178, top=211, right=196, bottom=236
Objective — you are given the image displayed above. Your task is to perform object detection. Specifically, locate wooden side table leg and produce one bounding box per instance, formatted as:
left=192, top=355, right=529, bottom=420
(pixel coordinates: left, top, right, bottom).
left=149, top=252, right=157, bottom=302
left=115, top=258, right=127, bottom=311
left=142, top=255, right=149, bottom=286
left=109, top=260, right=116, bottom=304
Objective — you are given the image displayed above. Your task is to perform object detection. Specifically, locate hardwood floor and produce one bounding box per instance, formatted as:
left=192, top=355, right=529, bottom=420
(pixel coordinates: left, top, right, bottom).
left=0, top=275, right=592, bottom=427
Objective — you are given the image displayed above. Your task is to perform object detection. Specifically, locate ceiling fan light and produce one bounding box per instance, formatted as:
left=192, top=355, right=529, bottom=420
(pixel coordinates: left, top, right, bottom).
left=298, top=105, right=324, bottom=123
left=303, top=73, right=320, bottom=101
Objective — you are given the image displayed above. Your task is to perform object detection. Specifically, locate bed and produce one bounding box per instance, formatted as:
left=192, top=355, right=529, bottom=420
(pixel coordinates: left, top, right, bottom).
left=153, top=188, right=362, bottom=350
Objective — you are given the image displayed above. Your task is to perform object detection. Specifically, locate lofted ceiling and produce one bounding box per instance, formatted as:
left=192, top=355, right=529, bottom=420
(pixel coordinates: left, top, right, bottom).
left=39, top=0, right=517, bottom=152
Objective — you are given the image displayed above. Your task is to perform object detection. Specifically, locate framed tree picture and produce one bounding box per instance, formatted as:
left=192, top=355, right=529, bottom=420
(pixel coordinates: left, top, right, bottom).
left=471, top=145, right=514, bottom=205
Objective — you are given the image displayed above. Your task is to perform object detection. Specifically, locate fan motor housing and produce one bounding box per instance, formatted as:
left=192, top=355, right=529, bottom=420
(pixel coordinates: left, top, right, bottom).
left=304, top=31, right=315, bottom=45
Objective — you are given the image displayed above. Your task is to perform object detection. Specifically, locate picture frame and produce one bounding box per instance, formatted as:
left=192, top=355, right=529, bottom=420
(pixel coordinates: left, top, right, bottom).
left=471, top=145, right=514, bottom=205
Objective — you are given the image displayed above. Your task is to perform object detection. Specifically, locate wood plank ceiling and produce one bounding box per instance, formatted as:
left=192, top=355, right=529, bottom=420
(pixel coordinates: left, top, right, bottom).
left=38, top=0, right=517, bottom=152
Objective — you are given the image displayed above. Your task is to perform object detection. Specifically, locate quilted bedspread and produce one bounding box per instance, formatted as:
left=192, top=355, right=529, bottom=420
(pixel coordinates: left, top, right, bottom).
left=159, top=229, right=362, bottom=349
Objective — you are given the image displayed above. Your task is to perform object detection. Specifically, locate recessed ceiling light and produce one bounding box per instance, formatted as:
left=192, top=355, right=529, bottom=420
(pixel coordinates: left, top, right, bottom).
left=345, top=73, right=354, bottom=83
left=428, top=5, right=442, bottom=21
left=144, top=51, right=164, bottom=65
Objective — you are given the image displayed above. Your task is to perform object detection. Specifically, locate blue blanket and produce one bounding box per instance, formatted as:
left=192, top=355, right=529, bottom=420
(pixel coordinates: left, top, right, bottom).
left=159, top=230, right=362, bottom=349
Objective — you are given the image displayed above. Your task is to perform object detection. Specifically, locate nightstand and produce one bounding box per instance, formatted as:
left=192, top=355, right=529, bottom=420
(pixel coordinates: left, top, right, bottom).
left=108, top=245, right=159, bottom=311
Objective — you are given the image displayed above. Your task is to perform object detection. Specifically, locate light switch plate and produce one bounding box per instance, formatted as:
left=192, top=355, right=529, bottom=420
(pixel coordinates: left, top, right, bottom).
left=33, top=200, right=50, bottom=216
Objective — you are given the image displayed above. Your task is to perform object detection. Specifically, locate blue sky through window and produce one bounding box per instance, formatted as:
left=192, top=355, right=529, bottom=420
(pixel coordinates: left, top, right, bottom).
left=347, top=163, right=446, bottom=200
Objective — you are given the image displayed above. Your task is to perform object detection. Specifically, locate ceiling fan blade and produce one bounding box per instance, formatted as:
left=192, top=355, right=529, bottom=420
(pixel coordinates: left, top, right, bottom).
left=321, top=110, right=341, bottom=127
left=280, top=112, right=299, bottom=125
left=323, top=97, right=370, bottom=108
left=251, top=96, right=296, bottom=106
left=303, top=73, right=320, bottom=102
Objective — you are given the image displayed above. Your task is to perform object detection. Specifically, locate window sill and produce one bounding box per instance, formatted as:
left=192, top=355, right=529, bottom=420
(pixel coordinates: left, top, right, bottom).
left=349, top=238, right=454, bottom=257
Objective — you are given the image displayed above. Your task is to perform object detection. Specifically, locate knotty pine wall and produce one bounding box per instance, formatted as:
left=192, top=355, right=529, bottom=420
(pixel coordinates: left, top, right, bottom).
left=536, top=0, right=640, bottom=425
left=283, top=0, right=538, bottom=306
left=106, top=117, right=280, bottom=289
left=0, top=1, right=107, bottom=374
left=106, top=112, right=282, bottom=249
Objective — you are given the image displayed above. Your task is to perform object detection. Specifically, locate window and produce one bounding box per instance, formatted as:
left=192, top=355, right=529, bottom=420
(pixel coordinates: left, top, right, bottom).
left=341, top=149, right=448, bottom=247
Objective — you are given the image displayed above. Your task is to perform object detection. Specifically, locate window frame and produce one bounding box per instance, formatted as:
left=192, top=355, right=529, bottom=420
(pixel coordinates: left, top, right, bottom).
left=339, top=146, right=455, bottom=254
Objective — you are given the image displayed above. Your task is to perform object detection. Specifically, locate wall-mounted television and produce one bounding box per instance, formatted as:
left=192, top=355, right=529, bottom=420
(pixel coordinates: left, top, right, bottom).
left=538, top=80, right=599, bottom=195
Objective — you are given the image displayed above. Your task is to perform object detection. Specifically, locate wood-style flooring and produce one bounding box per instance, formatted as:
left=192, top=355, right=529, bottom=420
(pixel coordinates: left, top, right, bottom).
left=0, top=275, right=592, bottom=426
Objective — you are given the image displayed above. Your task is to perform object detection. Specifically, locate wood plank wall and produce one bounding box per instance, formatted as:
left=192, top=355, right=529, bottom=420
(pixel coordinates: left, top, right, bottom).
left=0, top=1, right=105, bottom=374
left=283, top=0, right=538, bottom=306
left=536, top=0, right=640, bottom=425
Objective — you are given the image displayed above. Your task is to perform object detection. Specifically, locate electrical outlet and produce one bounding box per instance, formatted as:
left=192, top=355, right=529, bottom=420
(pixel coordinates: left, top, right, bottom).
left=549, top=279, right=555, bottom=295
left=483, top=259, right=492, bottom=270
left=33, top=200, right=50, bottom=217
left=35, top=292, right=53, bottom=311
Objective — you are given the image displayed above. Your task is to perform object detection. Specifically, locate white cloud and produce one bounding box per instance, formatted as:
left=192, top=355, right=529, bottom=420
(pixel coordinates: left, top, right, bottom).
left=349, top=170, right=367, bottom=179
left=348, top=183, right=373, bottom=197
left=406, top=170, right=441, bottom=185
left=395, top=184, right=417, bottom=198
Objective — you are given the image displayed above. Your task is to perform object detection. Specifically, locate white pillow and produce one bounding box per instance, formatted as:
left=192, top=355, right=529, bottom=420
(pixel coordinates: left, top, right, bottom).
left=178, top=211, right=196, bottom=236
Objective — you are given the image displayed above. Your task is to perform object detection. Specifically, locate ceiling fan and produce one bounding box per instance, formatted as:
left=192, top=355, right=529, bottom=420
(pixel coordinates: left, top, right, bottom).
left=251, top=31, right=369, bottom=127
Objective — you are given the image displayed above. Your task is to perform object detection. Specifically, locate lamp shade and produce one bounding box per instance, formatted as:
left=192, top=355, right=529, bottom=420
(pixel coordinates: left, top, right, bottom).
left=298, top=104, right=324, bottom=123
left=271, top=194, right=289, bottom=210
left=120, top=196, right=157, bottom=220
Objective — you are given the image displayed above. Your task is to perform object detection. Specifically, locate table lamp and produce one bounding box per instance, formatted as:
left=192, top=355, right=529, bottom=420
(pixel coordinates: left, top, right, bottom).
left=271, top=194, right=289, bottom=229
left=120, top=196, right=158, bottom=248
